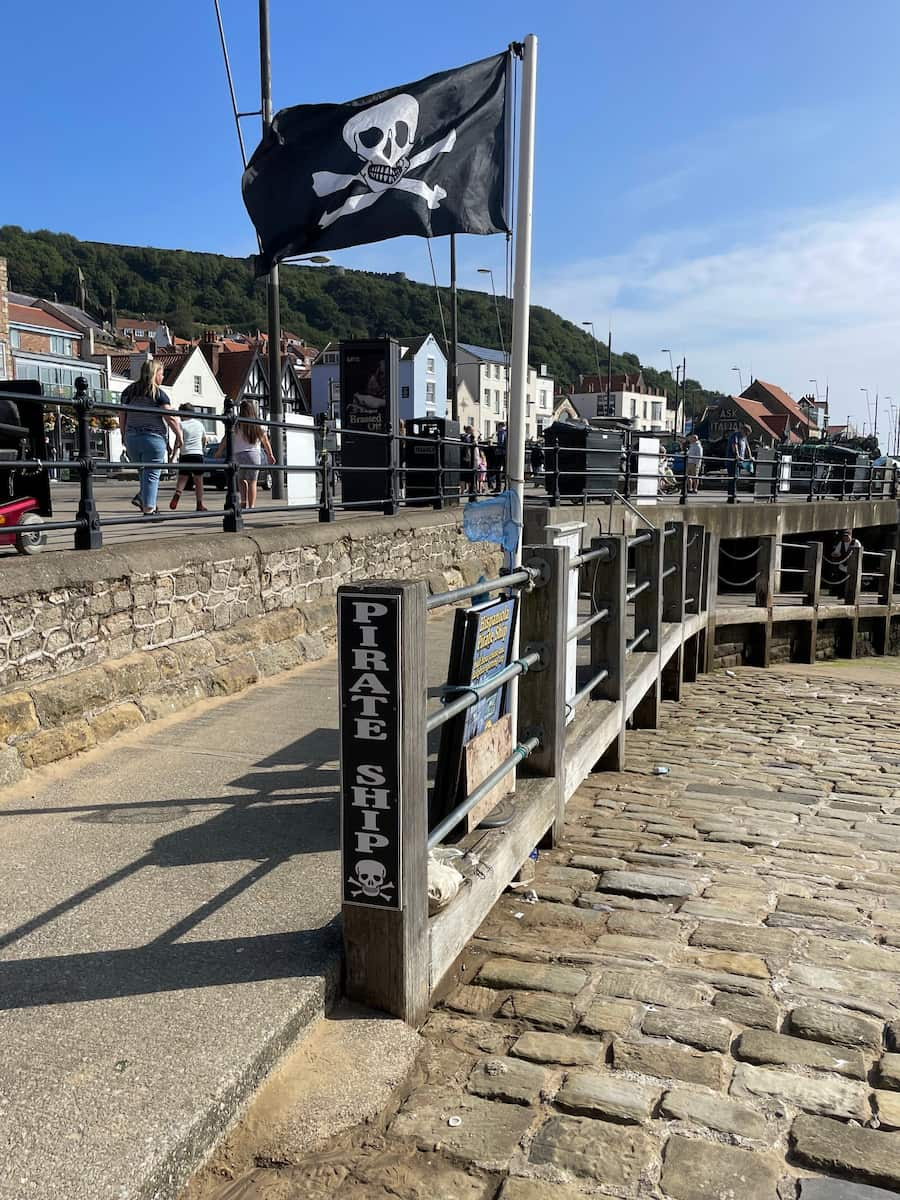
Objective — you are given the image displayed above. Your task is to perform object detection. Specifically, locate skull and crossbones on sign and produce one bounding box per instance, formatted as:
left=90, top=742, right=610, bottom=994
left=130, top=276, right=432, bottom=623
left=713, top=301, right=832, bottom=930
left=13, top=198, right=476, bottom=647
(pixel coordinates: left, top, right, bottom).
left=349, top=858, right=396, bottom=902
left=313, top=94, right=457, bottom=231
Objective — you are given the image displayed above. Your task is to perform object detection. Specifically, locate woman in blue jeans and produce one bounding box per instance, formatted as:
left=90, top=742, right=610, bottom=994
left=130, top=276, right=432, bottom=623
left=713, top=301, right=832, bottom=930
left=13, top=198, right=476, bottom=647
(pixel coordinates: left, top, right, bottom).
left=118, top=359, right=183, bottom=514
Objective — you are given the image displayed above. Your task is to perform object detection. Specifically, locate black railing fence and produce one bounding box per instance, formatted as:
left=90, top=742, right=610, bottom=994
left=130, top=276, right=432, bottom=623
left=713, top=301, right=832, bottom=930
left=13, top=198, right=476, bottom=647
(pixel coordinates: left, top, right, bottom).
left=0, top=381, right=897, bottom=552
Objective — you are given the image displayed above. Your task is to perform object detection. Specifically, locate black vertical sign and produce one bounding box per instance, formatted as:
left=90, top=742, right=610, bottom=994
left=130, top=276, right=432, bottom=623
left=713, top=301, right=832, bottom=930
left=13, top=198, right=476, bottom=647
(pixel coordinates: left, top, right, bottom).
left=339, top=338, right=400, bottom=509
left=339, top=590, right=402, bottom=909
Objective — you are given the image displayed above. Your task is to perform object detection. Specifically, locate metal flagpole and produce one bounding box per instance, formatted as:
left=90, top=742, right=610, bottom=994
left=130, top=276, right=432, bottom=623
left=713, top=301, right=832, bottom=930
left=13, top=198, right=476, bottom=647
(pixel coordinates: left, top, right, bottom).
left=449, top=235, right=459, bottom=421
left=259, top=0, right=285, bottom=499
left=507, top=34, right=537, bottom=569
left=506, top=34, right=537, bottom=738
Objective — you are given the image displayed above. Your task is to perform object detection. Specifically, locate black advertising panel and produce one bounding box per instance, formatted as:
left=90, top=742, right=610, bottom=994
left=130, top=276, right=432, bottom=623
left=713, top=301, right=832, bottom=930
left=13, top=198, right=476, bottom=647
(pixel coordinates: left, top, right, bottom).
left=431, top=596, right=517, bottom=828
left=339, top=338, right=399, bottom=510
left=339, top=590, right=402, bottom=910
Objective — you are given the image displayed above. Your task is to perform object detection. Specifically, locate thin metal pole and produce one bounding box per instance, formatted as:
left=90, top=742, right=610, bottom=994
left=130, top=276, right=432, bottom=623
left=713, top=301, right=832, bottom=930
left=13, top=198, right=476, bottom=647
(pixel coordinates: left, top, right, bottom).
left=449, top=234, right=459, bottom=422
left=606, top=326, right=613, bottom=412
left=681, top=356, right=687, bottom=437
left=507, top=35, right=537, bottom=739
left=260, top=0, right=285, bottom=498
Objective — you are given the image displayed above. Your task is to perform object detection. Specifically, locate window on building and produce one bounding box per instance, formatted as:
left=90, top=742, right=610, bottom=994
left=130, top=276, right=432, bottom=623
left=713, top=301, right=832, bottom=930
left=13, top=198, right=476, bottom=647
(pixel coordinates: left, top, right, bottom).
left=401, top=385, right=411, bottom=399
left=323, top=351, right=339, bottom=364
left=50, top=335, right=74, bottom=356
left=494, top=389, right=500, bottom=412
left=483, top=388, right=491, bottom=406
left=652, top=401, right=662, bottom=421
left=494, top=364, right=500, bottom=379
left=631, top=397, right=637, bottom=417
left=426, top=356, right=435, bottom=373
left=10, top=329, right=20, bottom=349
left=425, top=382, right=436, bottom=411
left=643, top=401, right=649, bottom=419
left=484, top=420, right=491, bottom=437
left=540, top=390, right=549, bottom=409
left=193, top=375, right=202, bottom=395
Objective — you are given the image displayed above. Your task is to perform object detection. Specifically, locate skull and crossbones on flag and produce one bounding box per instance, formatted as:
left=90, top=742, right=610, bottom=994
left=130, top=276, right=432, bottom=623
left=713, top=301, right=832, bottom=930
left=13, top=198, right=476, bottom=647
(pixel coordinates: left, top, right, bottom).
left=243, top=52, right=511, bottom=270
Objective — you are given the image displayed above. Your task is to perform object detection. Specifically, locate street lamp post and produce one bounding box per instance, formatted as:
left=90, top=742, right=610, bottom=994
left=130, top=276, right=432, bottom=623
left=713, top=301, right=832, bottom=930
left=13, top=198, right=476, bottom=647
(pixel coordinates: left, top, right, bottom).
left=583, top=320, right=604, bottom=413
left=860, top=388, right=870, bottom=443
left=731, top=366, right=743, bottom=394
left=478, top=267, right=508, bottom=427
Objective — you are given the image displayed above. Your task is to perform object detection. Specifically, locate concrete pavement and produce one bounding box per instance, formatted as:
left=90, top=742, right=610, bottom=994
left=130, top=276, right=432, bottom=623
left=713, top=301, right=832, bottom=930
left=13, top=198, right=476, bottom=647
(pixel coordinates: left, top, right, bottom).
left=0, top=606, right=449, bottom=1200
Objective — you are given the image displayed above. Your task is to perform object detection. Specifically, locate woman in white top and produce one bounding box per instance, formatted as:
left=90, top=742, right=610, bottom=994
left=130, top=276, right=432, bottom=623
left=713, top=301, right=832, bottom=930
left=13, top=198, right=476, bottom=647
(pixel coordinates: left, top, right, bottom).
left=169, top=403, right=208, bottom=511
left=215, top=399, right=276, bottom=510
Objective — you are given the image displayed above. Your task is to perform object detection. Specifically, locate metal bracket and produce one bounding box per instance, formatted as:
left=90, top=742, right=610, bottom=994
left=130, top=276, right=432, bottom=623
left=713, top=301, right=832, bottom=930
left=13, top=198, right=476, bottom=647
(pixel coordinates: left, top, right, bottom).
left=524, top=555, right=552, bottom=587
left=594, top=538, right=618, bottom=562
left=523, top=642, right=548, bottom=672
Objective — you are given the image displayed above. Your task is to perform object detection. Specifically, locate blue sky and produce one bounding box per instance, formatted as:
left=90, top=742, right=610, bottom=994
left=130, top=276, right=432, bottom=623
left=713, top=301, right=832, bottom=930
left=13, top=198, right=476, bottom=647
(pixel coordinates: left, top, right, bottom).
left=7, top=0, right=900, bottom=432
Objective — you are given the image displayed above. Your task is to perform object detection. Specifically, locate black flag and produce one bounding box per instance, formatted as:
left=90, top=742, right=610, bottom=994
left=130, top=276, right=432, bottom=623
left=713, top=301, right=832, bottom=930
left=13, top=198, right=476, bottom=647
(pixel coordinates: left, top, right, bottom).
left=242, top=52, right=511, bottom=272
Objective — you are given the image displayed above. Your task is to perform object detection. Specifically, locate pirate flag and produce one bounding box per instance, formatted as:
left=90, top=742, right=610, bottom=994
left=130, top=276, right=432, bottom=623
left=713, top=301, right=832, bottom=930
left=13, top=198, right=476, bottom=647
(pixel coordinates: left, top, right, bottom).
left=242, top=51, right=511, bottom=272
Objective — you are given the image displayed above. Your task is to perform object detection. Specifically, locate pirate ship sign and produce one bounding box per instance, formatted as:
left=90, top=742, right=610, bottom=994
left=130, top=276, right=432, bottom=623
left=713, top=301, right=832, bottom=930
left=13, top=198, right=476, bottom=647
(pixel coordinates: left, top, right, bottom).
left=338, top=590, right=403, bottom=909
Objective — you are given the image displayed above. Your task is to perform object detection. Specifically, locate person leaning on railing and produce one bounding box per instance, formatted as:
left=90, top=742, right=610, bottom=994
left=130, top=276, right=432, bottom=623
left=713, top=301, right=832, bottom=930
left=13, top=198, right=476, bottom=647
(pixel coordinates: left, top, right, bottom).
left=118, top=359, right=183, bottom=516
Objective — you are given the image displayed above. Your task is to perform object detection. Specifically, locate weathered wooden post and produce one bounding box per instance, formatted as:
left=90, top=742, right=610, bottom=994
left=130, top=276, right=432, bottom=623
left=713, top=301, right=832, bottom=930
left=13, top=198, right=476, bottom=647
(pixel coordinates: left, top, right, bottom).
left=703, top=532, right=721, bottom=672
left=519, top=544, right=568, bottom=844
left=801, top=540, right=823, bottom=664
left=876, top=549, right=896, bottom=654
left=661, top=522, right=686, bottom=701
left=590, top=534, right=628, bottom=770
left=338, top=579, right=429, bottom=1025
left=754, top=535, right=777, bottom=667
left=631, top=528, right=664, bottom=729
left=683, top=524, right=705, bottom=682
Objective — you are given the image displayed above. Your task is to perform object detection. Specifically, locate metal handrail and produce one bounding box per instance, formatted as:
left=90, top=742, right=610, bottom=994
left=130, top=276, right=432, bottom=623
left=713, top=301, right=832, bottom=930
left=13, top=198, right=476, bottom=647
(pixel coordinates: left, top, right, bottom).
left=627, top=531, right=653, bottom=548
left=426, top=651, right=541, bottom=733
left=426, top=567, right=539, bottom=611
left=426, top=736, right=540, bottom=850
left=626, top=579, right=651, bottom=602
left=567, top=607, right=610, bottom=642
left=570, top=667, right=610, bottom=710
left=570, top=544, right=612, bottom=568
left=625, top=627, right=650, bottom=654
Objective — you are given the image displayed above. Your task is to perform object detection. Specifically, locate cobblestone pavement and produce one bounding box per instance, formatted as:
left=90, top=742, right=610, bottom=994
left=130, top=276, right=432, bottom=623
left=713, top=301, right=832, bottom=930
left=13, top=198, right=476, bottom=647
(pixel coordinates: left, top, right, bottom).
left=199, top=663, right=900, bottom=1200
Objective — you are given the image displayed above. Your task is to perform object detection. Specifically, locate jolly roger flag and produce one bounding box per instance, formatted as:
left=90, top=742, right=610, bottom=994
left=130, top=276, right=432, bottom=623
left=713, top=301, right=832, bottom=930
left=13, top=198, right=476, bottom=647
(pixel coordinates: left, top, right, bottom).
left=242, top=51, right=511, bottom=272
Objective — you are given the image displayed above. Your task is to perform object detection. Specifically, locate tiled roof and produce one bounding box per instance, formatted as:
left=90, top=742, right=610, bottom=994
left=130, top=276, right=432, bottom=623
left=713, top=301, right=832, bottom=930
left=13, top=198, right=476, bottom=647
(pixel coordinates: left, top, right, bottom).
left=8, top=303, right=82, bottom=334
left=215, top=349, right=258, bottom=401
left=744, top=380, right=809, bottom=426
left=458, top=342, right=507, bottom=364
left=111, top=355, right=133, bottom=376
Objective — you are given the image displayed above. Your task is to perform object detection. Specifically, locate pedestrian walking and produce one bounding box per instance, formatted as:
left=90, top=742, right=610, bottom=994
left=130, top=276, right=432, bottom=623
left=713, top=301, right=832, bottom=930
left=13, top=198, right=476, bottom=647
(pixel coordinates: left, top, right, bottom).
left=494, top=422, right=507, bottom=492
left=686, top=433, right=703, bottom=494
left=169, top=403, right=208, bottom=511
left=530, top=440, right=545, bottom=480
left=119, top=359, right=183, bottom=516
left=214, top=400, right=275, bottom=510
left=476, top=446, right=488, bottom=494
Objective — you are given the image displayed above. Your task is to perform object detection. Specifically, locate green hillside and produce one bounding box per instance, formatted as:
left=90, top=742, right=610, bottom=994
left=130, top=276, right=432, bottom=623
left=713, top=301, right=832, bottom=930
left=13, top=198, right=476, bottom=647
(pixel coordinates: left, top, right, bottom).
left=0, top=224, right=717, bottom=408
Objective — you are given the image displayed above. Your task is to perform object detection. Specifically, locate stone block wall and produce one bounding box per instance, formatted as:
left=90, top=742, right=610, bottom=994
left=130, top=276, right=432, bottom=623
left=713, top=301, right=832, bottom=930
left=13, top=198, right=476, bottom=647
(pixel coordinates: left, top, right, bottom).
left=0, top=512, right=501, bottom=784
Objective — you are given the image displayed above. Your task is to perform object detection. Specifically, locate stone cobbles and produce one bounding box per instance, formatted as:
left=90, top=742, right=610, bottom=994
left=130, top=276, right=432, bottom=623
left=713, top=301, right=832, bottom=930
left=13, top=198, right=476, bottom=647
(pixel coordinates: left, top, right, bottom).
left=232, top=666, right=900, bottom=1199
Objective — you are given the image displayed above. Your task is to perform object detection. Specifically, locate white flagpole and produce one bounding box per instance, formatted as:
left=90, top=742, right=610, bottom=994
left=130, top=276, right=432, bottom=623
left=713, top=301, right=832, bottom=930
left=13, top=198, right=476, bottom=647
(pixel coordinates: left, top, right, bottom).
left=507, top=34, right=537, bottom=573
left=507, top=34, right=537, bottom=743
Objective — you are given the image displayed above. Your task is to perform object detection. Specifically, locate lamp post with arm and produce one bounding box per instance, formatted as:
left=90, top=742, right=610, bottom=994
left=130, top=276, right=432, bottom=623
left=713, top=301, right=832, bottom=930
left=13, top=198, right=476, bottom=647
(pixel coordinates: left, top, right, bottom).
left=478, top=266, right=508, bottom=427
left=583, top=321, right=604, bottom=413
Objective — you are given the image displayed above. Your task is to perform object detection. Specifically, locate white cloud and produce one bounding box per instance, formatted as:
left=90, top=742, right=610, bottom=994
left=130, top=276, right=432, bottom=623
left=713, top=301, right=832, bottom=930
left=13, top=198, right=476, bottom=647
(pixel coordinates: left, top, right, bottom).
left=535, top=196, right=900, bottom=434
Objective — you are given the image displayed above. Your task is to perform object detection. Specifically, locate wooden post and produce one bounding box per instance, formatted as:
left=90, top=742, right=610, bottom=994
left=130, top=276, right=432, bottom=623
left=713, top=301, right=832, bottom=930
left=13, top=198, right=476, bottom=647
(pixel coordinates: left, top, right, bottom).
left=661, top=522, right=686, bottom=701
left=703, top=532, right=720, bottom=672
left=632, top=529, right=664, bottom=728
left=752, top=536, right=776, bottom=668
left=519, top=544, right=568, bottom=845
left=756, top=536, right=776, bottom=608
left=590, top=534, right=628, bottom=770
left=875, top=548, right=896, bottom=655
left=684, top=524, right=704, bottom=617
left=801, top=540, right=823, bottom=664
left=338, top=579, right=429, bottom=1025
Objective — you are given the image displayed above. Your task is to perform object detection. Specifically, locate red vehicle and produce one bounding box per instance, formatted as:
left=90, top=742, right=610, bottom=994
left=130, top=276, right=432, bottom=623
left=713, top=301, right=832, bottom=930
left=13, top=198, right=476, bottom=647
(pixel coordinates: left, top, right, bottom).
left=0, top=381, right=51, bottom=555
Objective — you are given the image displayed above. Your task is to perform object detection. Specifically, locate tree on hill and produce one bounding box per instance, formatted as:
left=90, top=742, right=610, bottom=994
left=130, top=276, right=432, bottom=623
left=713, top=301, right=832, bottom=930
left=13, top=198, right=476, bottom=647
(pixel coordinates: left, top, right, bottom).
left=0, top=224, right=719, bottom=406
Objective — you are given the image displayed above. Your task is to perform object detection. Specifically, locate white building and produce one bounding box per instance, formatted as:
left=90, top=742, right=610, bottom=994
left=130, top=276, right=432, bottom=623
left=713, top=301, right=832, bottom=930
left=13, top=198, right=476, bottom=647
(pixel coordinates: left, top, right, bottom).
left=568, top=371, right=676, bottom=434
left=310, top=334, right=447, bottom=420
left=456, top=343, right=555, bottom=441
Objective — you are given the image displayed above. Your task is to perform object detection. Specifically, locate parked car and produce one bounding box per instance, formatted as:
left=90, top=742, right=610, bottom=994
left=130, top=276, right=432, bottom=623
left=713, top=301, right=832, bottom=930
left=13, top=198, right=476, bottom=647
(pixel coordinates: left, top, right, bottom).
left=203, top=441, right=227, bottom=491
